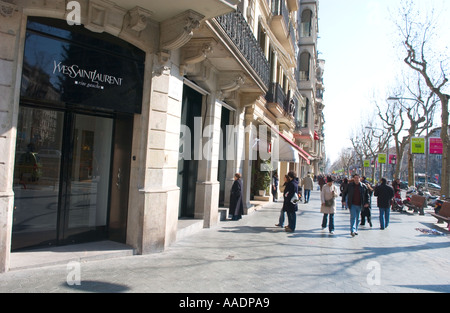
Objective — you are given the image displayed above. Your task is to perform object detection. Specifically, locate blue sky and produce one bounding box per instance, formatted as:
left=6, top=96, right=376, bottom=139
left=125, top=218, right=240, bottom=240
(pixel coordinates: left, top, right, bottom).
left=318, top=0, right=450, bottom=164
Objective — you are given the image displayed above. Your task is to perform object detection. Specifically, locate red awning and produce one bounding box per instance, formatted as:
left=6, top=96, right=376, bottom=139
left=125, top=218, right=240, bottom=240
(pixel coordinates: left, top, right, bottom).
left=264, top=122, right=312, bottom=165
left=314, top=131, right=320, bottom=141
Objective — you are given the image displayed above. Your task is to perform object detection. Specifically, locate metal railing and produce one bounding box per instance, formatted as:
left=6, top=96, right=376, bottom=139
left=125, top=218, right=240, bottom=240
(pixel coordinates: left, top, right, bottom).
left=215, top=10, right=270, bottom=88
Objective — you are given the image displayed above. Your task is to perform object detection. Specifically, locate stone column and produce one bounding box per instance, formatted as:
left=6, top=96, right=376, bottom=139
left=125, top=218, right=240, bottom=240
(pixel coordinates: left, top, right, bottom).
left=242, top=107, right=256, bottom=212
left=0, top=9, right=21, bottom=272
left=127, top=57, right=183, bottom=254
left=194, top=93, right=222, bottom=228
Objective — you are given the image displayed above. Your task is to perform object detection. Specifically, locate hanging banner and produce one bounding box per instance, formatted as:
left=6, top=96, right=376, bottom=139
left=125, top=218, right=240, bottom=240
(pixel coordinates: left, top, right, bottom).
left=364, top=160, right=371, bottom=168
left=429, top=137, right=443, bottom=155
left=411, top=137, right=425, bottom=154
left=378, top=153, right=387, bottom=164
left=389, top=154, right=397, bottom=164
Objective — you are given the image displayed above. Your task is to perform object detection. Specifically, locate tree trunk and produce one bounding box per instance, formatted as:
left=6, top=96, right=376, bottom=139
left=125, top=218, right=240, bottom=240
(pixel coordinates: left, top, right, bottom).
left=440, top=98, right=449, bottom=197
left=408, top=151, right=415, bottom=187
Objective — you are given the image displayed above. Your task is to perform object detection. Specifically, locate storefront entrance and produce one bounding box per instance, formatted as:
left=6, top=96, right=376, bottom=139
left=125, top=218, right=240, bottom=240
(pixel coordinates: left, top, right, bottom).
left=12, top=17, right=144, bottom=251
left=13, top=108, right=111, bottom=250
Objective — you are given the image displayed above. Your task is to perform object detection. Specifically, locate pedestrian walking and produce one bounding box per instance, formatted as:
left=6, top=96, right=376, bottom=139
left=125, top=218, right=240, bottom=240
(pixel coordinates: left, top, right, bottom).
left=318, top=175, right=326, bottom=191
left=282, top=171, right=299, bottom=232
left=374, top=178, right=395, bottom=230
left=302, top=173, right=314, bottom=203
left=360, top=181, right=373, bottom=227
left=275, top=175, right=289, bottom=228
left=340, top=178, right=349, bottom=209
left=229, top=173, right=244, bottom=221
left=346, top=174, right=370, bottom=237
left=321, top=176, right=338, bottom=234
left=272, top=172, right=279, bottom=202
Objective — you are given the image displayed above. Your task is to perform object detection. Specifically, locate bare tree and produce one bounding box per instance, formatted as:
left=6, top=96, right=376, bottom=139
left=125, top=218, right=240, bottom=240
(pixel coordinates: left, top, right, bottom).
left=339, top=148, right=355, bottom=177
left=396, top=0, right=450, bottom=196
left=377, top=99, right=407, bottom=180
left=351, top=121, right=390, bottom=182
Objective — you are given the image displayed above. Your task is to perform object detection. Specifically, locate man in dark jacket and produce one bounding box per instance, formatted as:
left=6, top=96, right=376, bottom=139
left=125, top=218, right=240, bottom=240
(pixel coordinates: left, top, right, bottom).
left=282, top=171, right=299, bottom=232
left=230, top=173, right=244, bottom=220
left=374, top=178, right=394, bottom=230
left=346, top=174, right=370, bottom=237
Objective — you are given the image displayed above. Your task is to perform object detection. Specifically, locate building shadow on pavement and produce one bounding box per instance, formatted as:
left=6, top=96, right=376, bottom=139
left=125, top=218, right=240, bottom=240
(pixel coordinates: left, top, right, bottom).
left=394, top=284, right=450, bottom=293
left=61, top=280, right=130, bottom=293
left=218, top=225, right=285, bottom=234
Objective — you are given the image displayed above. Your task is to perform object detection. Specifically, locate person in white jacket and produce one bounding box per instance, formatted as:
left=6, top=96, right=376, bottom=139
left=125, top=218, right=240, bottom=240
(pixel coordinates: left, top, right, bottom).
left=321, top=176, right=339, bottom=234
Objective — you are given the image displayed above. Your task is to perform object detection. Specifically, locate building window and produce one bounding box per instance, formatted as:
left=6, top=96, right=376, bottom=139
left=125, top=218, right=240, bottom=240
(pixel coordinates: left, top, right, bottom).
left=258, top=22, right=266, bottom=53
left=299, top=52, right=310, bottom=81
left=300, top=9, right=312, bottom=37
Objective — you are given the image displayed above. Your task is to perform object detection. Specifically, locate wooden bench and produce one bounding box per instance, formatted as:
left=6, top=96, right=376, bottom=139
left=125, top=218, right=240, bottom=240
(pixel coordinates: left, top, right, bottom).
left=405, top=195, right=427, bottom=215
left=430, top=201, right=450, bottom=231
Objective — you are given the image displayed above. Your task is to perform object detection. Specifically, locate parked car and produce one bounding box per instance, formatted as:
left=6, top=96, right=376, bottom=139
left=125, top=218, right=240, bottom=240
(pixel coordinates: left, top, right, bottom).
left=416, top=182, right=441, bottom=190
left=400, top=181, right=409, bottom=190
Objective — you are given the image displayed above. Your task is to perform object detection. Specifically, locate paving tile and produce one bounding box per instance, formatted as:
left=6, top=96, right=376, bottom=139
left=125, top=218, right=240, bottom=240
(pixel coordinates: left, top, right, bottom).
left=1, top=186, right=449, bottom=293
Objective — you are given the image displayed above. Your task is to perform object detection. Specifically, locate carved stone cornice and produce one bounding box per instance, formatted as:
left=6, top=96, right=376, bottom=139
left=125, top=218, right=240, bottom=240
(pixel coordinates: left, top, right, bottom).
left=152, top=51, right=171, bottom=77
left=180, top=38, right=216, bottom=76
left=84, top=0, right=126, bottom=34
left=125, top=6, right=153, bottom=32
left=218, top=73, right=245, bottom=101
left=160, top=10, right=204, bottom=51
left=0, top=0, right=17, bottom=17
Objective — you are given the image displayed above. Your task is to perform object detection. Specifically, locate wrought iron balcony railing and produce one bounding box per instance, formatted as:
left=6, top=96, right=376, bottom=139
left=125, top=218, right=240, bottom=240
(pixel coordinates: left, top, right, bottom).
left=215, top=10, right=270, bottom=88
left=266, top=82, right=295, bottom=117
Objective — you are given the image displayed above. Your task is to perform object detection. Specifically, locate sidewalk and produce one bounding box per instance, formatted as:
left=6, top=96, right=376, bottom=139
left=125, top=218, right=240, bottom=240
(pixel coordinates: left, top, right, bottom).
left=1, top=187, right=449, bottom=293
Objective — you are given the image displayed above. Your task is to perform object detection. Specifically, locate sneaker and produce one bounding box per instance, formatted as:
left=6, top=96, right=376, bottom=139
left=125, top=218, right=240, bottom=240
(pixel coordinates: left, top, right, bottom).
left=351, top=232, right=355, bottom=237
left=285, top=227, right=294, bottom=233
left=330, top=231, right=334, bottom=234
left=275, top=224, right=283, bottom=227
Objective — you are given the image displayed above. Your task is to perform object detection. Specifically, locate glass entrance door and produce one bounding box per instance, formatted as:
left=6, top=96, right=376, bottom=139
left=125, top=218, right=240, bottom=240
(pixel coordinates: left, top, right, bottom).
left=12, top=107, right=115, bottom=250
left=12, top=107, right=64, bottom=250
left=62, top=114, right=113, bottom=243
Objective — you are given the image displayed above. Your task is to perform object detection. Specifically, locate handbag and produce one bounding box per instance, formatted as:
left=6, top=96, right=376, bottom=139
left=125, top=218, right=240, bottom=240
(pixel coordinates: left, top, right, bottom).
left=324, top=186, right=336, bottom=207
left=291, top=193, right=299, bottom=204
left=324, top=198, right=335, bottom=207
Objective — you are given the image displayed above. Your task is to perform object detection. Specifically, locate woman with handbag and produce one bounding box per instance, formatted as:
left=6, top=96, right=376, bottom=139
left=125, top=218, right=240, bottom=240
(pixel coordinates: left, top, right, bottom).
left=282, top=171, right=299, bottom=233
left=321, top=176, right=338, bottom=234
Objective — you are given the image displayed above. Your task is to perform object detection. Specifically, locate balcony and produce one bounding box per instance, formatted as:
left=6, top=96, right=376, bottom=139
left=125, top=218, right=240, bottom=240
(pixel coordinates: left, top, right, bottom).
left=113, top=0, right=239, bottom=22
left=266, top=82, right=295, bottom=121
left=215, top=10, right=270, bottom=89
left=270, top=0, right=296, bottom=55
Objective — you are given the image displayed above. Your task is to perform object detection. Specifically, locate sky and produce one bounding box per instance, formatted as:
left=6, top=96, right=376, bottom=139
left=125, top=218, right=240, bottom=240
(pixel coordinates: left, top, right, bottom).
left=318, top=0, right=450, bottom=165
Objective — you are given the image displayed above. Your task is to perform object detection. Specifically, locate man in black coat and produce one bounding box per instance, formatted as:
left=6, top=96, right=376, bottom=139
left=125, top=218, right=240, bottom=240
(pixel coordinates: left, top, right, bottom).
left=282, top=171, right=299, bottom=232
left=230, top=173, right=244, bottom=220
left=374, top=178, right=394, bottom=230
left=346, top=174, right=370, bottom=237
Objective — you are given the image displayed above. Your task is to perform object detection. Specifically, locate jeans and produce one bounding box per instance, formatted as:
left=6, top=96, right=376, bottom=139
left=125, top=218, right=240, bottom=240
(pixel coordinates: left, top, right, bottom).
left=350, top=204, right=362, bottom=233
left=379, top=207, right=390, bottom=229
left=286, top=211, right=296, bottom=231
left=304, top=189, right=311, bottom=202
left=322, top=214, right=335, bottom=232
left=342, top=194, right=348, bottom=208
left=278, top=209, right=285, bottom=226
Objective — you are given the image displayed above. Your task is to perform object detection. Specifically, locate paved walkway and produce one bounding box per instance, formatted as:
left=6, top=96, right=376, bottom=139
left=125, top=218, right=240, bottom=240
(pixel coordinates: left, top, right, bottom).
left=1, top=187, right=449, bottom=293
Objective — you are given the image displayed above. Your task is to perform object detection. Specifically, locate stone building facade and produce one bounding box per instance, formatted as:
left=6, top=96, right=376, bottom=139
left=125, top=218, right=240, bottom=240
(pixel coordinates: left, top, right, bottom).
left=0, top=0, right=324, bottom=272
